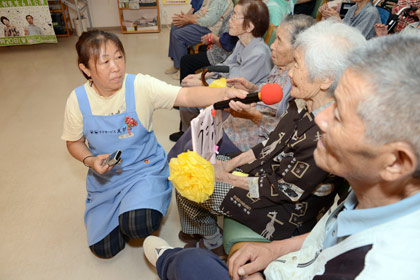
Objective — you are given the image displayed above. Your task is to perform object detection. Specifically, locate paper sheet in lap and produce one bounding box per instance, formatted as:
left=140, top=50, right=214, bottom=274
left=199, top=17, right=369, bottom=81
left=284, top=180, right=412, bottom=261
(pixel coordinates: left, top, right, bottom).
left=191, top=106, right=223, bottom=164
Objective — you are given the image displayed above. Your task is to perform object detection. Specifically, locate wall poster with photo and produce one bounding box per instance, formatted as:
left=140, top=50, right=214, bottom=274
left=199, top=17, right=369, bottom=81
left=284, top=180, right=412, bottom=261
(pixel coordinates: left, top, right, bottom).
left=0, top=0, right=56, bottom=47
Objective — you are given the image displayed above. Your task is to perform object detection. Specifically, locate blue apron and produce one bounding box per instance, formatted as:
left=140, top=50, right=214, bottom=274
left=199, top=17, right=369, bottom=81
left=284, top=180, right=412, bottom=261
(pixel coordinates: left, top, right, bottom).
left=75, top=74, right=172, bottom=246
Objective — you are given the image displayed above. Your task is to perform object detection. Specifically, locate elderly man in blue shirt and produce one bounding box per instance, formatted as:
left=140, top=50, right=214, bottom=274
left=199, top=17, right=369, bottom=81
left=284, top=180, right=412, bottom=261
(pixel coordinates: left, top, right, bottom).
left=144, top=34, right=420, bottom=280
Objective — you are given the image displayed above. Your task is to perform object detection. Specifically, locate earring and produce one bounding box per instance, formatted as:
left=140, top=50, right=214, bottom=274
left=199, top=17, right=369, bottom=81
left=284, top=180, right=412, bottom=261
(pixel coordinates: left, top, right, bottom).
left=88, top=77, right=93, bottom=87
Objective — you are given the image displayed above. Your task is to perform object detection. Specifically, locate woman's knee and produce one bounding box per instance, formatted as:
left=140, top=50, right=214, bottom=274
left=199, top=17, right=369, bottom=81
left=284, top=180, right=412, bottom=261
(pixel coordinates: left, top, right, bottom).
left=172, top=26, right=187, bottom=43
left=89, top=227, right=126, bottom=259
left=119, top=209, right=163, bottom=239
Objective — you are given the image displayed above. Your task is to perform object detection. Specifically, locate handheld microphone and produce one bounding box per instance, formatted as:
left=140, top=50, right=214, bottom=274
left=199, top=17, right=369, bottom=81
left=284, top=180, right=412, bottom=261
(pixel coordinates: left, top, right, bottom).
left=213, top=83, right=283, bottom=110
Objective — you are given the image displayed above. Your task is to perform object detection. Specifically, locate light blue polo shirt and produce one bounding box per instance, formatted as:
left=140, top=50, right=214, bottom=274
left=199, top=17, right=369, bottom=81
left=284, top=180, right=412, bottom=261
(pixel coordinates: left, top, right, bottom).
left=323, top=189, right=420, bottom=249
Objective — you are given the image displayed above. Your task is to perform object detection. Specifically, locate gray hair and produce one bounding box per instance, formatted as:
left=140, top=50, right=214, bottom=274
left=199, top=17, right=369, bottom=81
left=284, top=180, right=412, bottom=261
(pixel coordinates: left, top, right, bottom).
left=294, top=19, right=366, bottom=94
left=280, top=14, right=316, bottom=45
left=348, top=34, right=420, bottom=174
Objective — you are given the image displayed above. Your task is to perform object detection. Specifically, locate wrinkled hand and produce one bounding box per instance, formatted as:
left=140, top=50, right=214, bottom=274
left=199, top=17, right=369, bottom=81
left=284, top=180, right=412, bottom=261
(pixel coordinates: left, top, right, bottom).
left=228, top=243, right=277, bottom=280
left=172, top=12, right=182, bottom=22
left=213, top=159, right=231, bottom=181
left=227, top=101, right=262, bottom=124
left=228, top=100, right=254, bottom=112
left=318, top=3, right=329, bottom=13
left=319, top=4, right=340, bottom=19
left=211, top=34, right=219, bottom=44
left=201, top=33, right=208, bottom=44
left=181, top=74, right=202, bottom=87
left=172, top=12, right=192, bottom=27
left=226, top=77, right=258, bottom=92
left=88, top=154, right=114, bottom=175
left=374, top=23, right=388, bottom=37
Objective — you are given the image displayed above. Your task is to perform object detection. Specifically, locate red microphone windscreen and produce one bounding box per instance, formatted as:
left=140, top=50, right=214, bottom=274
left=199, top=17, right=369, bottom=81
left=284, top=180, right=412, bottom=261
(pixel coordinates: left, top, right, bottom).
left=260, top=83, right=283, bottom=105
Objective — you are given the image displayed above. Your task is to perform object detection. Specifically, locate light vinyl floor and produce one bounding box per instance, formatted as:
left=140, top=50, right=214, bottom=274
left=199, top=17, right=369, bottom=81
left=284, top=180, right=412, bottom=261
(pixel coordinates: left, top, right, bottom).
left=0, top=27, right=187, bottom=280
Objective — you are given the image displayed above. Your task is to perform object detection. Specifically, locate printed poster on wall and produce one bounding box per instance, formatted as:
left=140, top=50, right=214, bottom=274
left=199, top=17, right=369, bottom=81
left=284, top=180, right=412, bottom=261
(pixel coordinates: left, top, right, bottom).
left=0, top=0, right=57, bottom=47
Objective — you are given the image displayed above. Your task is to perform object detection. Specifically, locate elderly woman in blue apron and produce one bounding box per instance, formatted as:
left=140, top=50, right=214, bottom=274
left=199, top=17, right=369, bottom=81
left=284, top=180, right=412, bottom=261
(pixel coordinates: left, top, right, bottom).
left=61, top=30, right=246, bottom=259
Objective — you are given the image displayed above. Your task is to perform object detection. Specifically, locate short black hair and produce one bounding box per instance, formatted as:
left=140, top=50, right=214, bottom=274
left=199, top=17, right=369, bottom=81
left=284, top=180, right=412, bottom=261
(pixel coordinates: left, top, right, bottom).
left=26, top=15, right=33, bottom=19
left=1, top=16, right=9, bottom=25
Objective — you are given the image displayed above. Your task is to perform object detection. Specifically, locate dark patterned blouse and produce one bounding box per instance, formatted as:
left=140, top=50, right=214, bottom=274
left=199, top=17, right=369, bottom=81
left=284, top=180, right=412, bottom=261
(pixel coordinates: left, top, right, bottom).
left=221, top=99, right=347, bottom=241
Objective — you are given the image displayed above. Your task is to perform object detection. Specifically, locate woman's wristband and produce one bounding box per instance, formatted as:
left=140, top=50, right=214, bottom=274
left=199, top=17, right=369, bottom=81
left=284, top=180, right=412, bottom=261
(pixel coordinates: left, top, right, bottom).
left=82, top=155, right=95, bottom=167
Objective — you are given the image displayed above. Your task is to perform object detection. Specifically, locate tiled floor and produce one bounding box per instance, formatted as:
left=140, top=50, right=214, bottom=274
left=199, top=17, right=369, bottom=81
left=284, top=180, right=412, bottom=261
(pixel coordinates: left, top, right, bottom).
left=0, top=27, right=187, bottom=280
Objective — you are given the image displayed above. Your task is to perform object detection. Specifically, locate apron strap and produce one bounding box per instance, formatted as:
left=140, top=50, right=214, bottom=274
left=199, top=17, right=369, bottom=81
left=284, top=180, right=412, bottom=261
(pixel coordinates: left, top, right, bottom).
left=76, top=75, right=136, bottom=117
left=125, top=74, right=136, bottom=112
left=75, top=84, right=92, bottom=117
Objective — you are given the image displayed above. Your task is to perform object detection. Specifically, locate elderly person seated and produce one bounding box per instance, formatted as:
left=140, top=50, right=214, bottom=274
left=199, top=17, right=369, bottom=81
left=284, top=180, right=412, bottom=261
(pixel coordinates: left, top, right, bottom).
left=171, top=0, right=273, bottom=140
left=144, top=33, right=420, bottom=280
left=375, top=5, right=420, bottom=36
left=168, top=20, right=366, bottom=261
left=319, top=0, right=381, bottom=39
left=165, top=0, right=233, bottom=76
left=177, top=11, right=238, bottom=84
left=392, top=0, right=420, bottom=33
left=168, top=14, right=316, bottom=158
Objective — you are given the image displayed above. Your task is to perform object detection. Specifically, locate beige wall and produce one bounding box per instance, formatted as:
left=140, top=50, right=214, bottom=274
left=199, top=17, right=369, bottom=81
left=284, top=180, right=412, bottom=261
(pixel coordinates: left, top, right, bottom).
left=68, top=0, right=190, bottom=27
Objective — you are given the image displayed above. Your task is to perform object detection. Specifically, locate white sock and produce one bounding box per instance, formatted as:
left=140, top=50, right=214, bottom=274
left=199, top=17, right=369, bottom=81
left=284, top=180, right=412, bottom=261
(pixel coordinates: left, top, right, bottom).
left=202, top=228, right=223, bottom=249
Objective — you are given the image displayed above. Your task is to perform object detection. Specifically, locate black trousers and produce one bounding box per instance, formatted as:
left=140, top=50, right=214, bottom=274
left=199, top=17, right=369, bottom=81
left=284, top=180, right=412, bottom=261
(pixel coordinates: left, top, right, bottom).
left=294, top=0, right=316, bottom=16
left=180, top=51, right=210, bottom=83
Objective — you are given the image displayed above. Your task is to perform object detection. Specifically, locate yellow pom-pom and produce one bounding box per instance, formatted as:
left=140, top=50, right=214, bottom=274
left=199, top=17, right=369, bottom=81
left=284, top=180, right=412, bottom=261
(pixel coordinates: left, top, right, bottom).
left=168, top=151, right=215, bottom=203
left=209, top=78, right=227, bottom=88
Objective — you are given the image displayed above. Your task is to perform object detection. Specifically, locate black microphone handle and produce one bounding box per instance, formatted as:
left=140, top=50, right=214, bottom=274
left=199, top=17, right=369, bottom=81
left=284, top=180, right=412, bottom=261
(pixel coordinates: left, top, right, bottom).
left=207, top=65, right=230, bottom=73
left=213, top=92, right=260, bottom=110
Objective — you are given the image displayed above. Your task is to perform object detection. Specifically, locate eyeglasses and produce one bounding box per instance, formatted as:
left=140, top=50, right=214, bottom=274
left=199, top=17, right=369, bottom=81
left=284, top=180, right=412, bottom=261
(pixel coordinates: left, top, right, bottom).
left=231, top=14, right=244, bottom=20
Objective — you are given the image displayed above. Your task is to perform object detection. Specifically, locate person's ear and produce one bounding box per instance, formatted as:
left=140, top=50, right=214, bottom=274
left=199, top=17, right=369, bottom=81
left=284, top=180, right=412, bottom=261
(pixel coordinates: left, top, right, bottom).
left=79, top=63, right=91, bottom=78
left=380, top=142, right=417, bottom=182
left=246, top=22, right=255, bottom=33
left=320, top=77, right=334, bottom=91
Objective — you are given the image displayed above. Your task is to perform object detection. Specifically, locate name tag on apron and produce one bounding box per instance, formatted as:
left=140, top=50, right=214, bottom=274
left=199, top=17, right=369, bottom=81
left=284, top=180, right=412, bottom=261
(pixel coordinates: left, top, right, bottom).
left=119, top=133, right=135, bottom=139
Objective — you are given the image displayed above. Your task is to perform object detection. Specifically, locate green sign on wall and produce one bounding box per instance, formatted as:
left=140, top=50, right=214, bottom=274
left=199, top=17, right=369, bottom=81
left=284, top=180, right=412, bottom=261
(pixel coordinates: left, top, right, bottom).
left=0, top=0, right=57, bottom=46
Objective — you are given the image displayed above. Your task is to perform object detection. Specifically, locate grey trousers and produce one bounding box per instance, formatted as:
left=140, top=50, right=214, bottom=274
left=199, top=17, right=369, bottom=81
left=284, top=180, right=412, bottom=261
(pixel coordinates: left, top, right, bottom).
left=168, top=24, right=210, bottom=68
